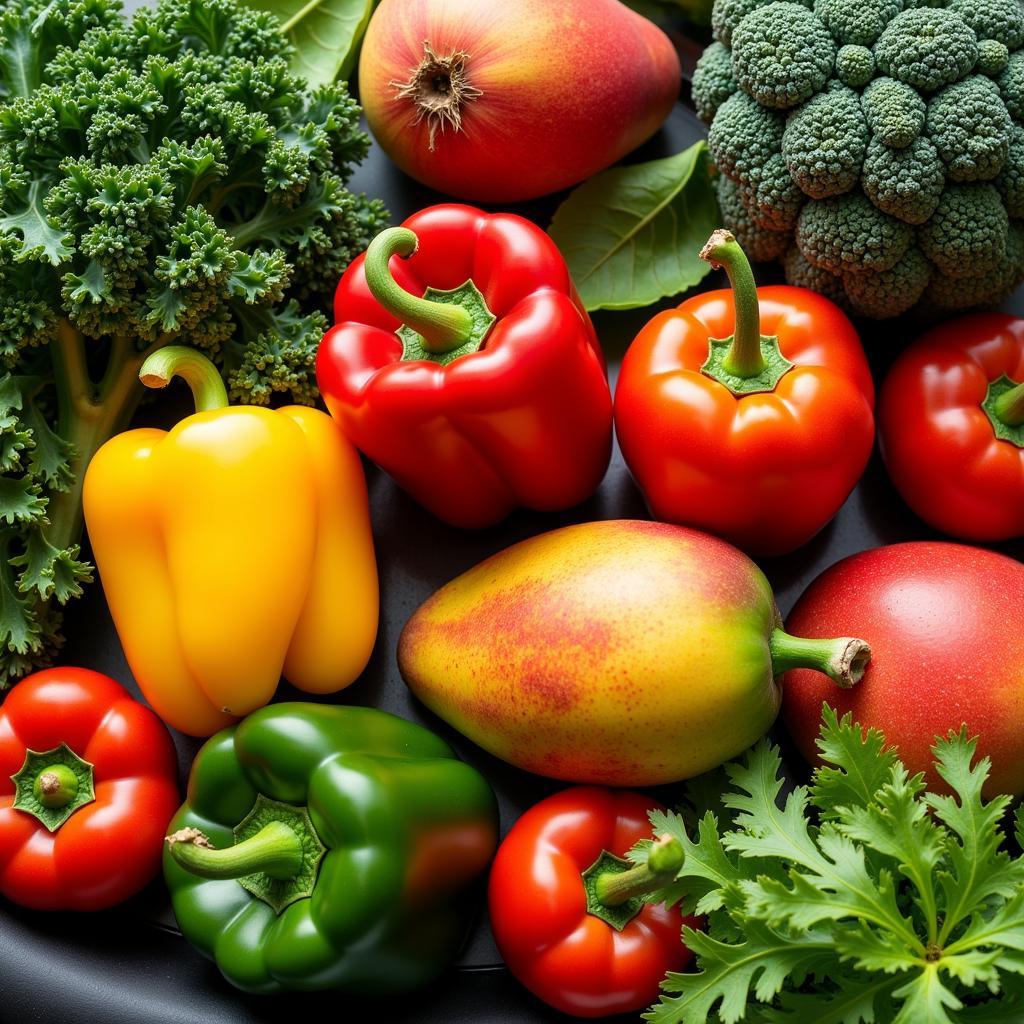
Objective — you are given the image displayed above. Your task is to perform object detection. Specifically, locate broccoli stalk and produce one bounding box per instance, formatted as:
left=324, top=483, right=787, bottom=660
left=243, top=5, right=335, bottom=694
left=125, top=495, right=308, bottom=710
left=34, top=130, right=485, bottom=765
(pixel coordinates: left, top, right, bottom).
left=0, top=0, right=388, bottom=686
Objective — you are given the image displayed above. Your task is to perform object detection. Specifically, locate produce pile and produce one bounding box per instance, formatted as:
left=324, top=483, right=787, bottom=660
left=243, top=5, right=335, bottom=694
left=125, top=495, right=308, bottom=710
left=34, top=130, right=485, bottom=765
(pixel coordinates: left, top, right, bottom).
left=693, top=0, right=1024, bottom=317
left=2, top=0, right=1024, bottom=1021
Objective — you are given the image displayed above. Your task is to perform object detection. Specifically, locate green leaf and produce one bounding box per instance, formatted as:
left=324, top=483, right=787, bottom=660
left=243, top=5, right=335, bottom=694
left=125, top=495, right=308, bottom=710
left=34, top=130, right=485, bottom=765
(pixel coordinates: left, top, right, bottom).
left=11, top=531, right=92, bottom=603
left=241, top=0, right=377, bottom=86
left=0, top=179, right=73, bottom=265
left=0, top=475, right=45, bottom=524
left=813, top=705, right=899, bottom=819
left=760, top=975, right=903, bottom=1024
left=893, top=966, right=962, bottom=1024
left=18, top=391, right=74, bottom=491
left=548, top=141, right=719, bottom=311
left=644, top=923, right=835, bottom=1024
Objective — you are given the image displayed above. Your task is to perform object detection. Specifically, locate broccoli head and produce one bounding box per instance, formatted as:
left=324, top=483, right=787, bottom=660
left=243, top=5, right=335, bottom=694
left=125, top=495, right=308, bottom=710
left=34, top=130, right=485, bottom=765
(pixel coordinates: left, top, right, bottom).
left=701, top=0, right=1024, bottom=317
left=692, top=41, right=737, bottom=122
left=0, top=0, right=388, bottom=685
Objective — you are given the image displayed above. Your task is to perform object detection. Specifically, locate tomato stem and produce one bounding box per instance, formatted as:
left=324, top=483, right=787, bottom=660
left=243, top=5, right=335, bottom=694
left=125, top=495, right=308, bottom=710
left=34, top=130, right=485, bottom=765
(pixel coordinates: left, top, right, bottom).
left=769, top=628, right=871, bottom=689
left=140, top=346, right=229, bottom=412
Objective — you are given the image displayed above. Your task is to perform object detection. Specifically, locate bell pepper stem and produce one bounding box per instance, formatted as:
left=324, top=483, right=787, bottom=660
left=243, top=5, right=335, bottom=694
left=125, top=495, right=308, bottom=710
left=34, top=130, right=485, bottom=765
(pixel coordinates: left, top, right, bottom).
left=165, top=822, right=304, bottom=881
left=700, top=228, right=766, bottom=379
left=994, top=379, right=1024, bottom=427
left=139, top=346, right=229, bottom=412
left=35, top=765, right=80, bottom=809
left=594, top=834, right=684, bottom=907
left=769, top=628, right=871, bottom=689
left=364, top=226, right=474, bottom=354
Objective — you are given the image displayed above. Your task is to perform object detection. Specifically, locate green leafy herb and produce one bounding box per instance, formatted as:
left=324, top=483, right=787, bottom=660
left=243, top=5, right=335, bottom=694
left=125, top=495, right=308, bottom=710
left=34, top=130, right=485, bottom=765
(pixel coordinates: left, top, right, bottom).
left=548, top=141, right=719, bottom=311
left=0, top=0, right=388, bottom=688
left=635, top=707, right=1024, bottom=1024
left=242, top=0, right=377, bottom=86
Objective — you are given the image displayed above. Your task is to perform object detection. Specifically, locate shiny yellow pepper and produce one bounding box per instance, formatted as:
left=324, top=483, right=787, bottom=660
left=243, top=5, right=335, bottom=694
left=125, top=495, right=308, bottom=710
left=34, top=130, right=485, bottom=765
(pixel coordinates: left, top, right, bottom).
left=83, top=347, right=378, bottom=737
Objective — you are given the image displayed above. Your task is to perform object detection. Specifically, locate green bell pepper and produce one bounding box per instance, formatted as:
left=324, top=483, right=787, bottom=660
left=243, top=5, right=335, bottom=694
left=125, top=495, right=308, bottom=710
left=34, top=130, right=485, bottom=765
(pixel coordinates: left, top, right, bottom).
left=163, top=702, right=498, bottom=994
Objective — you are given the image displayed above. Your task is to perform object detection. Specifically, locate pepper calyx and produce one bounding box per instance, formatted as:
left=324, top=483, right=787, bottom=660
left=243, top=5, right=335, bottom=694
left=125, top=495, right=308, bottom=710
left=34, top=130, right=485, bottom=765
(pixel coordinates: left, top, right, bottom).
left=701, top=335, right=794, bottom=395
left=982, top=375, right=1024, bottom=446
left=12, top=743, right=96, bottom=832
left=399, top=279, right=496, bottom=366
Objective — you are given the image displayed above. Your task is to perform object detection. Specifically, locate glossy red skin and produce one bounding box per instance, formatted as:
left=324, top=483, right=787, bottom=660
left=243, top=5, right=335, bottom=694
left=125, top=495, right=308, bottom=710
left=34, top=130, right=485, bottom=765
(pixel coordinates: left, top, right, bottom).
left=359, top=0, right=681, bottom=202
left=318, top=204, right=613, bottom=528
left=0, top=669, right=179, bottom=910
left=489, top=787, right=697, bottom=1018
left=614, top=285, right=875, bottom=556
left=879, top=313, right=1024, bottom=541
left=782, top=542, right=1024, bottom=796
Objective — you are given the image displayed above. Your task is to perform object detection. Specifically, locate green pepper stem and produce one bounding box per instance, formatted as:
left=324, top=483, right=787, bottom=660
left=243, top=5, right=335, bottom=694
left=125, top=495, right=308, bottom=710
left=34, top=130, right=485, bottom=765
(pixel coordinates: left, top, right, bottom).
left=994, top=379, right=1024, bottom=427
left=139, top=346, right=229, bottom=412
left=700, top=228, right=766, bottom=379
left=165, top=823, right=303, bottom=881
left=594, top=835, right=683, bottom=907
left=364, top=227, right=474, bottom=354
left=34, top=765, right=79, bottom=809
left=769, top=628, right=871, bottom=689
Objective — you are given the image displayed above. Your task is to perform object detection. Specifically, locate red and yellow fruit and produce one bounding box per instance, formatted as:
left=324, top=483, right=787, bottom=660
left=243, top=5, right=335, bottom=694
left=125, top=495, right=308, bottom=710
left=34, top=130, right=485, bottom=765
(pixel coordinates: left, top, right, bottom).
left=358, top=0, right=681, bottom=202
left=399, top=520, right=869, bottom=785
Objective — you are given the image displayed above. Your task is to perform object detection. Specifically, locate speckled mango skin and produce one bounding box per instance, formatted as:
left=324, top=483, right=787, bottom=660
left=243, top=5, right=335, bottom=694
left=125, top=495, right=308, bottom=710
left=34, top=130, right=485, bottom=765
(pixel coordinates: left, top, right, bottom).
left=398, top=520, right=783, bottom=785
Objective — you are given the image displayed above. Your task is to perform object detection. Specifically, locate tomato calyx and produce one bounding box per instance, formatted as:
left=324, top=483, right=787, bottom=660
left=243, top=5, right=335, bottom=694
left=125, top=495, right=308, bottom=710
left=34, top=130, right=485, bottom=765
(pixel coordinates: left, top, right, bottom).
left=582, top=833, right=684, bottom=931
left=11, top=743, right=96, bottom=832
left=698, top=229, right=794, bottom=396
left=982, top=374, right=1024, bottom=447
left=364, top=225, right=496, bottom=366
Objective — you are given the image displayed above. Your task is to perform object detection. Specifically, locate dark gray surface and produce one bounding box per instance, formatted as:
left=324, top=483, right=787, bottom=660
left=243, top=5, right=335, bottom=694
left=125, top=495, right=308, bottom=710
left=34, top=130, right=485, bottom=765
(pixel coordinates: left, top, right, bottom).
left=3, top=96, right=1024, bottom=1024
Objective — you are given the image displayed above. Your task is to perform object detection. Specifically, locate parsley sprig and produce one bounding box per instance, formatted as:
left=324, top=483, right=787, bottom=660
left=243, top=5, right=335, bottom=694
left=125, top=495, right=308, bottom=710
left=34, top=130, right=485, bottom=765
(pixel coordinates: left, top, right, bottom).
left=636, top=707, right=1024, bottom=1024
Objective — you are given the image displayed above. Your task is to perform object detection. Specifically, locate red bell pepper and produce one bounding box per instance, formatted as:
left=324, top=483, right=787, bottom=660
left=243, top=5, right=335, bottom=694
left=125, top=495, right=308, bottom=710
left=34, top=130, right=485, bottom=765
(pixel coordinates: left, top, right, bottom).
left=317, top=204, right=613, bottom=528
left=488, top=786, right=699, bottom=1019
left=879, top=312, right=1024, bottom=541
left=614, top=229, right=875, bottom=556
left=0, top=668, right=179, bottom=910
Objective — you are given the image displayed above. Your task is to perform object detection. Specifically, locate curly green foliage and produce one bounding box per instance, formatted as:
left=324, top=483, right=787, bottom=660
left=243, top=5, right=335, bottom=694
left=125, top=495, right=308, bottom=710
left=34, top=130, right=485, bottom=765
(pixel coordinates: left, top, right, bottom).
left=919, top=182, right=1009, bottom=276
left=948, top=0, right=1024, bottom=49
left=731, top=2, right=836, bottom=109
left=0, top=0, right=388, bottom=686
left=707, top=91, right=786, bottom=183
left=875, top=8, right=979, bottom=91
left=861, top=135, right=945, bottom=223
left=997, top=124, right=1024, bottom=218
left=834, top=44, right=874, bottom=87
left=926, top=75, right=1012, bottom=181
left=715, top=175, right=791, bottom=261
left=782, top=82, right=867, bottom=198
left=796, top=192, right=912, bottom=273
left=813, top=0, right=901, bottom=46
left=692, top=41, right=736, bottom=122
left=861, top=77, right=926, bottom=148
left=842, top=244, right=931, bottom=317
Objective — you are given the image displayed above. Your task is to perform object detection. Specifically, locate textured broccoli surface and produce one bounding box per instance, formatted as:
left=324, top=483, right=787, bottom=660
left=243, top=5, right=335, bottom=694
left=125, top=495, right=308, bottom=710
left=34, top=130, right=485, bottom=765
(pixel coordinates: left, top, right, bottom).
left=692, top=41, right=737, bottom=122
left=715, top=174, right=792, bottom=260
left=701, top=0, right=1024, bottom=318
left=0, top=0, right=388, bottom=685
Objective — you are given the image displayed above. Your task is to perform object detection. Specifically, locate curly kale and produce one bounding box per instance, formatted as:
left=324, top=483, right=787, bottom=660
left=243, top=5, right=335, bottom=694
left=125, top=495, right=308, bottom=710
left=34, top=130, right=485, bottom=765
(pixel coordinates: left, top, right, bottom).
left=0, top=0, right=388, bottom=686
left=701, top=0, right=1024, bottom=317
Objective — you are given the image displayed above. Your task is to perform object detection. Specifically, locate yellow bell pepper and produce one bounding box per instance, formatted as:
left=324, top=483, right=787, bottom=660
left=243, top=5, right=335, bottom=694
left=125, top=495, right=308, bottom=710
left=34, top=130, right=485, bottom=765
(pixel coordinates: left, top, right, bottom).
left=83, top=347, right=378, bottom=736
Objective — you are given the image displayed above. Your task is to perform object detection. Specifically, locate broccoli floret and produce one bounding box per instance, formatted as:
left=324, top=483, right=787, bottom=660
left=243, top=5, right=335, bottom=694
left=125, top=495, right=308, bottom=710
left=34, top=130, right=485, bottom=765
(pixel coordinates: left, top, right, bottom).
left=835, top=45, right=875, bottom=87
left=923, top=220, right=1024, bottom=310
left=796, top=191, right=912, bottom=272
left=711, top=0, right=768, bottom=45
left=996, top=124, right=1024, bottom=217
left=782, top=244, right=848, bottom=305
left=947, top=0, right=1024, bottom=49
left=875, top=8, right=979, bottom=91
left=918, top=182, right=1008, bottom=276
left=731, top=2, right=836, bottom=109
left=708, top=91, right=786, bottom=183
left=692, top=41, right=737, bottom=122
left=862, top=78, right=926, bottom=147
left=716, top=174, right=792, bottom=260
left=926, top=75, right=1012, bottom=181
left=813, top=0, right=901, bottom=46
left=782, top=82, right=867, bottom=198
left=861, top=135, right=945, bottom=223
left=977, top=39, right=1010, bottom=75
left=737, top=153, right=806, bottom=229
left=842, top=244, right=931, bottom=316
left=998, top=50, right=1024, bottom=118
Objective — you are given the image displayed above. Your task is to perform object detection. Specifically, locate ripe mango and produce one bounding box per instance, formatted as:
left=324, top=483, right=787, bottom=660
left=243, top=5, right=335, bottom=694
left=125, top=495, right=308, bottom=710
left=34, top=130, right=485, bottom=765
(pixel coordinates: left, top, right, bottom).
left=399, top=520, right=868, bottom=785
